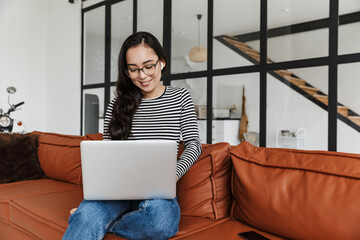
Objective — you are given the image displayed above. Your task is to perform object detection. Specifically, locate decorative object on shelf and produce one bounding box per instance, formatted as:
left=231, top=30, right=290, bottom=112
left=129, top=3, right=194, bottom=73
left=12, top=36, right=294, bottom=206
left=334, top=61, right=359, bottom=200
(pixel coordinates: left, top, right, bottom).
left=195, top=105, right=237, bottom=119
left=238, top=86, right=248, bottom=141
left=276, top=128, right=306, bottom=149
left=188, top=14, right=207, bottom=63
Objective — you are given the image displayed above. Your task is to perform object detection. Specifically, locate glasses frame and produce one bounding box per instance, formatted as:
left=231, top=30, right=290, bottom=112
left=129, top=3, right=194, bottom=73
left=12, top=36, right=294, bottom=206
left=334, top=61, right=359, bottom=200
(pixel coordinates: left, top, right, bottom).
left=126, top=59, right=160, bottom=79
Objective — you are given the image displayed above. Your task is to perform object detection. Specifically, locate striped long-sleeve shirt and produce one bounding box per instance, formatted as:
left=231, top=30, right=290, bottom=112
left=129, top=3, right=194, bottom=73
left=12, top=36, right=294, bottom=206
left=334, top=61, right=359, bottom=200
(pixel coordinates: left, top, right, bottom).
left=103, top=86, right=202, bottom=179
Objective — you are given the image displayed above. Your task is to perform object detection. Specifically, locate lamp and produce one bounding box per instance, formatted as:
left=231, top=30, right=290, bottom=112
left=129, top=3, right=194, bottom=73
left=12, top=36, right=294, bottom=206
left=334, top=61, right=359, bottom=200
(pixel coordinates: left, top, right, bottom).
left=189, top=14, right=207, bottom=63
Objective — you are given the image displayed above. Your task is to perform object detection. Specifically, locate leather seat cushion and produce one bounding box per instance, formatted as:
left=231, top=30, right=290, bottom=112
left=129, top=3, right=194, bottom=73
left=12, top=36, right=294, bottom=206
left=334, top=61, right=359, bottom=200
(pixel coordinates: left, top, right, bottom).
left=176, top=218, right=285, bottom=240
left=0, top=179, right=82, bottom=240
left=103, top=216, right=219, bottom=240
left=0, top=179, right=80, bottom=223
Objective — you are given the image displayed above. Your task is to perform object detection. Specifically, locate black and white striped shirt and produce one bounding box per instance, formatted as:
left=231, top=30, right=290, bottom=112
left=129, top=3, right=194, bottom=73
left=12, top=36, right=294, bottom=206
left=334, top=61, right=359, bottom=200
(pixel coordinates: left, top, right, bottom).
left=103, top=86, right=202, bottom=179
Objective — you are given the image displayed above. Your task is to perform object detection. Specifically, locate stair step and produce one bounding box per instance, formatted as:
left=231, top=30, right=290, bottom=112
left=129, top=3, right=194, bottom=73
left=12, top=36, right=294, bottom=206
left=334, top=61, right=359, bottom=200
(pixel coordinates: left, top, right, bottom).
left=349, top=116, right=360, bottom=125
left=223, top=37, right=248, bottom=48
left=284, top=76, right=306, bottom=86
left=224, top=35, right=239, bottom=40
left=223, top=36, right=260, bottom=55
left=274, top=70, right=294, bottom=77
left=237, top=45, right=259, bottom=54
left=223, top=36, right=272, bottom=63
left=338, top=106, right=349, bottom=117
left=299, top=85, right=320, bottom=95
left=313, top=95, right=350, bottom=117
left=245, top=50, right=260, bottom=57
left=234, top=44, right=259, bottom=55
left=314, top=94, right=328, bottom=105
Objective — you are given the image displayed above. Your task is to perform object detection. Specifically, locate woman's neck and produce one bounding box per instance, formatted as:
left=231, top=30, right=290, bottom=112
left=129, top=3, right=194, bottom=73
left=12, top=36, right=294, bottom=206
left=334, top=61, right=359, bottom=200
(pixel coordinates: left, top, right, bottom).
left=142, top=85, right=166, bottom=99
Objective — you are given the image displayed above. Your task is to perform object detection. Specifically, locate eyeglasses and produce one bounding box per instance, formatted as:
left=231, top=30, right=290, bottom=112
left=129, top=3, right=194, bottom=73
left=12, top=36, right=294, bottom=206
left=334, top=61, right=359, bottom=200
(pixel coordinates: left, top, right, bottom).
left=126, top=59, right=160, bottom=79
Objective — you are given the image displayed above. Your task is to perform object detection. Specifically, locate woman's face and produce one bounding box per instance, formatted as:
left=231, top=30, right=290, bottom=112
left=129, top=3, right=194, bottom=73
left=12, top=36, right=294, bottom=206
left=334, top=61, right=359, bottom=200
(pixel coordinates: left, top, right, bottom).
left=125, top=44, right=165, bottom=99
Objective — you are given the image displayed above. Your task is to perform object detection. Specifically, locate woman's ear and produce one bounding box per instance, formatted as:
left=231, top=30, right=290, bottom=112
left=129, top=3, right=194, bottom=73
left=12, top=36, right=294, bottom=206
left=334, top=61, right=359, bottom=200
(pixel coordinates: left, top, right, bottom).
left=160, top=61, right=166, bottom=70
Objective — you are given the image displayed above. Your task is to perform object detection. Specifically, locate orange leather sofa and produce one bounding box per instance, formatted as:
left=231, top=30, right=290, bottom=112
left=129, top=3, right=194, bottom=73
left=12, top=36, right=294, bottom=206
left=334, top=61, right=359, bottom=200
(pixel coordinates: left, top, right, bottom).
left=1, top=131, right=359, bottom=240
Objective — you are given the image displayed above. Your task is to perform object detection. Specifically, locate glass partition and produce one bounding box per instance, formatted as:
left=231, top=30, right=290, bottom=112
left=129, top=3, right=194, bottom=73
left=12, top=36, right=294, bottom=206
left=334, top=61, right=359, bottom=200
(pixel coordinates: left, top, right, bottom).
left=83, top=6, right=105, bottom=85
left=213, top=73, right=259, bottom=145
left=339, top=0, right=360, bottom=55
left=267, top=0, right=329, bottom=62
left=267, top=66, right=328, bottom=150
left=137, top=0, right=163, bottom=45
left=213, top=0, right=260, bottom=69
left=337, top=62, right=360, bottom=154
left=171, top=0, right=208, bottom=74
left=111, top=0, right=133, bottom=82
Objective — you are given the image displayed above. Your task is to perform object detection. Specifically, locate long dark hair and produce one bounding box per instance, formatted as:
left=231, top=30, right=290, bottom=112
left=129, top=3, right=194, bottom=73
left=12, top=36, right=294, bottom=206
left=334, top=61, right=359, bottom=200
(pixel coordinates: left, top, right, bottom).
left=109, top=31, right=167, bottom=140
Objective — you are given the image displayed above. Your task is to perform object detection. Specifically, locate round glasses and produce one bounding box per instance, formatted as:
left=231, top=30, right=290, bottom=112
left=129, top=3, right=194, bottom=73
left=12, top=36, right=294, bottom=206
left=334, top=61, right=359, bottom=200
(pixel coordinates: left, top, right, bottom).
left=126, top=59, right=160, bottom=79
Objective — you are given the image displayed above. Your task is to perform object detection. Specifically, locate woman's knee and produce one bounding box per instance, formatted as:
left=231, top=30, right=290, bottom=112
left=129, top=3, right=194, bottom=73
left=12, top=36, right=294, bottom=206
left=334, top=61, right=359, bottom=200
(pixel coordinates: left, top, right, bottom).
left=136, top=199, right=181, bottom=239
left=145, top=198, right=181, bottom=221
left=111, top=198, right=181, bottom=240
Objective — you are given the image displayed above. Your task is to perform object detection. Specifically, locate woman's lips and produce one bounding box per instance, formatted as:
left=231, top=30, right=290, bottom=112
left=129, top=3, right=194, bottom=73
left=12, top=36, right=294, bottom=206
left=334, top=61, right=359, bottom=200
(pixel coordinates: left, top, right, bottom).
left=139, top=79, right=151, bottom=87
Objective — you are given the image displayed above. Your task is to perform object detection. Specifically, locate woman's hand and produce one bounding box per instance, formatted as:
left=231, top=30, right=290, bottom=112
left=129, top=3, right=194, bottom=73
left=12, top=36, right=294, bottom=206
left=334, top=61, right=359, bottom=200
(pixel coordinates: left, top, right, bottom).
left=70, top=208, right=77, bottom=215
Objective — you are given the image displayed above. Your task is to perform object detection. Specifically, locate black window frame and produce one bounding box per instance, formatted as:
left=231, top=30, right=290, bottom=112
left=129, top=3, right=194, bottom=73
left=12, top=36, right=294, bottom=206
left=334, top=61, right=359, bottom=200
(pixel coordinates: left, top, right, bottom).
left=81, top=0, right=360, bottom=151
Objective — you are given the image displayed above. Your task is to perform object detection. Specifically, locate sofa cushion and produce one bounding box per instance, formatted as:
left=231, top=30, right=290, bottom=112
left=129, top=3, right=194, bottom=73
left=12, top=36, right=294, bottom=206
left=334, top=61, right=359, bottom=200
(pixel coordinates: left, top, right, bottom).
left=0, top=179, right=83, bottom=240
left=0, top=133, right=45, bottom=183
left=31, top=131, right=86, bottom=185
left=176, top=218, right=285, bottom=240
left=103, top=216, right=219, bottom=240
left=230, top=142, right=360, bottom=240
left=176, top=142, right=232, bottom=220
left=0, top=220, right=38, bottom=240
left=0, top=179, right=81, bottom=224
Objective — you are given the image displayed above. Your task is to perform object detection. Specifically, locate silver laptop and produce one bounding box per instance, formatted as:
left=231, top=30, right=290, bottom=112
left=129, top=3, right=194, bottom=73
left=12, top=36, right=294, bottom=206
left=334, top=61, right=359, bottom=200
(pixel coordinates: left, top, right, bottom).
left=80, top=140, right=177, bottom=200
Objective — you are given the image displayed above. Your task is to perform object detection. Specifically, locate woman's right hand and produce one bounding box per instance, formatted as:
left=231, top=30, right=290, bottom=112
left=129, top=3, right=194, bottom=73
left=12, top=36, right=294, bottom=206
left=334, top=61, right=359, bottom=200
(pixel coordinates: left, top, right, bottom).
left=70, top=208, right=77, bottom=215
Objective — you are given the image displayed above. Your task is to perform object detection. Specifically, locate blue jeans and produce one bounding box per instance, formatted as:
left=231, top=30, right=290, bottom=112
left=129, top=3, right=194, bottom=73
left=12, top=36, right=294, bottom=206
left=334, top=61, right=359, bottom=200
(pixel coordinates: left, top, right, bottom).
left=62, top=198, right=180, bottom=240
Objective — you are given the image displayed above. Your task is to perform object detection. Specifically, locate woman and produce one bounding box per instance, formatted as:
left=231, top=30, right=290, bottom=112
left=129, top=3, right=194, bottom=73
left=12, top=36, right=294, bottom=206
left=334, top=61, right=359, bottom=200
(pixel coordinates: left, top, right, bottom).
left=63, top=32, right=201, bottom=240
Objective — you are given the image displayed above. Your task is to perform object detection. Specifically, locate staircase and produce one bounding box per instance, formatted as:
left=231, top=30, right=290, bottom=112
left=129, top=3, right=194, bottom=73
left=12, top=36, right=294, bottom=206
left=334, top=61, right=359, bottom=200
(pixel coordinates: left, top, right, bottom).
left=216, top=35, right=360, bottom=132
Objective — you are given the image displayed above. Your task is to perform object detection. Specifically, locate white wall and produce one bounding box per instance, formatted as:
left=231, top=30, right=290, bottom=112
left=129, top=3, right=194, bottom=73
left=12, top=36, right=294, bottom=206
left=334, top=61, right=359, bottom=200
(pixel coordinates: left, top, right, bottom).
left=0, top=0, right=81, bottom=134
left=46, top=1, right=82, bottom=135
left=0, top=0, right=47, bottom=132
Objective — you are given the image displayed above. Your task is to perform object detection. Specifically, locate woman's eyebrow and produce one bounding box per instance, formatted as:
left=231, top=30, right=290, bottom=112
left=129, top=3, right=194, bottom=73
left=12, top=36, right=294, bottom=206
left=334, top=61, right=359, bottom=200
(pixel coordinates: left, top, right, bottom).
left=127, top=59, right=156, bottom=66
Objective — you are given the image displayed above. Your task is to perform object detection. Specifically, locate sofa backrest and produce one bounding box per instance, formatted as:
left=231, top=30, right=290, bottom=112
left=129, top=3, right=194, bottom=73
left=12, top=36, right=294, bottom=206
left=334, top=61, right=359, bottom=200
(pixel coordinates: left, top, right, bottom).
left=230, top=142, right=360, bottom=240
left=31, top=131, right=103, bottom=185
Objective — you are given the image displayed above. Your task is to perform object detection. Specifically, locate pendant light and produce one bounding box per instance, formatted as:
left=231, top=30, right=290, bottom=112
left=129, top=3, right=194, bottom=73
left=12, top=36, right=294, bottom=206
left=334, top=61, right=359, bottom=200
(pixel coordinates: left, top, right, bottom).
left=189, top=14, right=207, bottom=63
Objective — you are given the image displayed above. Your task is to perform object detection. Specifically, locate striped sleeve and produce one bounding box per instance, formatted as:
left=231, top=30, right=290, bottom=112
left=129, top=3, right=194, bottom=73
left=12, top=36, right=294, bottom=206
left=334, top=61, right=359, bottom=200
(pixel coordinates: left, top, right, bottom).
left=176, top=88, right=202, bottom=179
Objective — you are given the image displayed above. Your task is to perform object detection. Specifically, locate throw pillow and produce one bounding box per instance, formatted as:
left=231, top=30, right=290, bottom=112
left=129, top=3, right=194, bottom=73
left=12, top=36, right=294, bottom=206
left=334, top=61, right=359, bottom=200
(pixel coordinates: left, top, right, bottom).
left=176, top=142, right=232, bottom=220
left=0, top=133, right=45, bottom=183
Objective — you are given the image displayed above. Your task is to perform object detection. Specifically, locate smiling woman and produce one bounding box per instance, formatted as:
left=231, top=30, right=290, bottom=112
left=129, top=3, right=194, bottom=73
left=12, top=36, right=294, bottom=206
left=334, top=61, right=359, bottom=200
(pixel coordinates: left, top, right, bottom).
left=63, top=31, right=202, bottom=240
